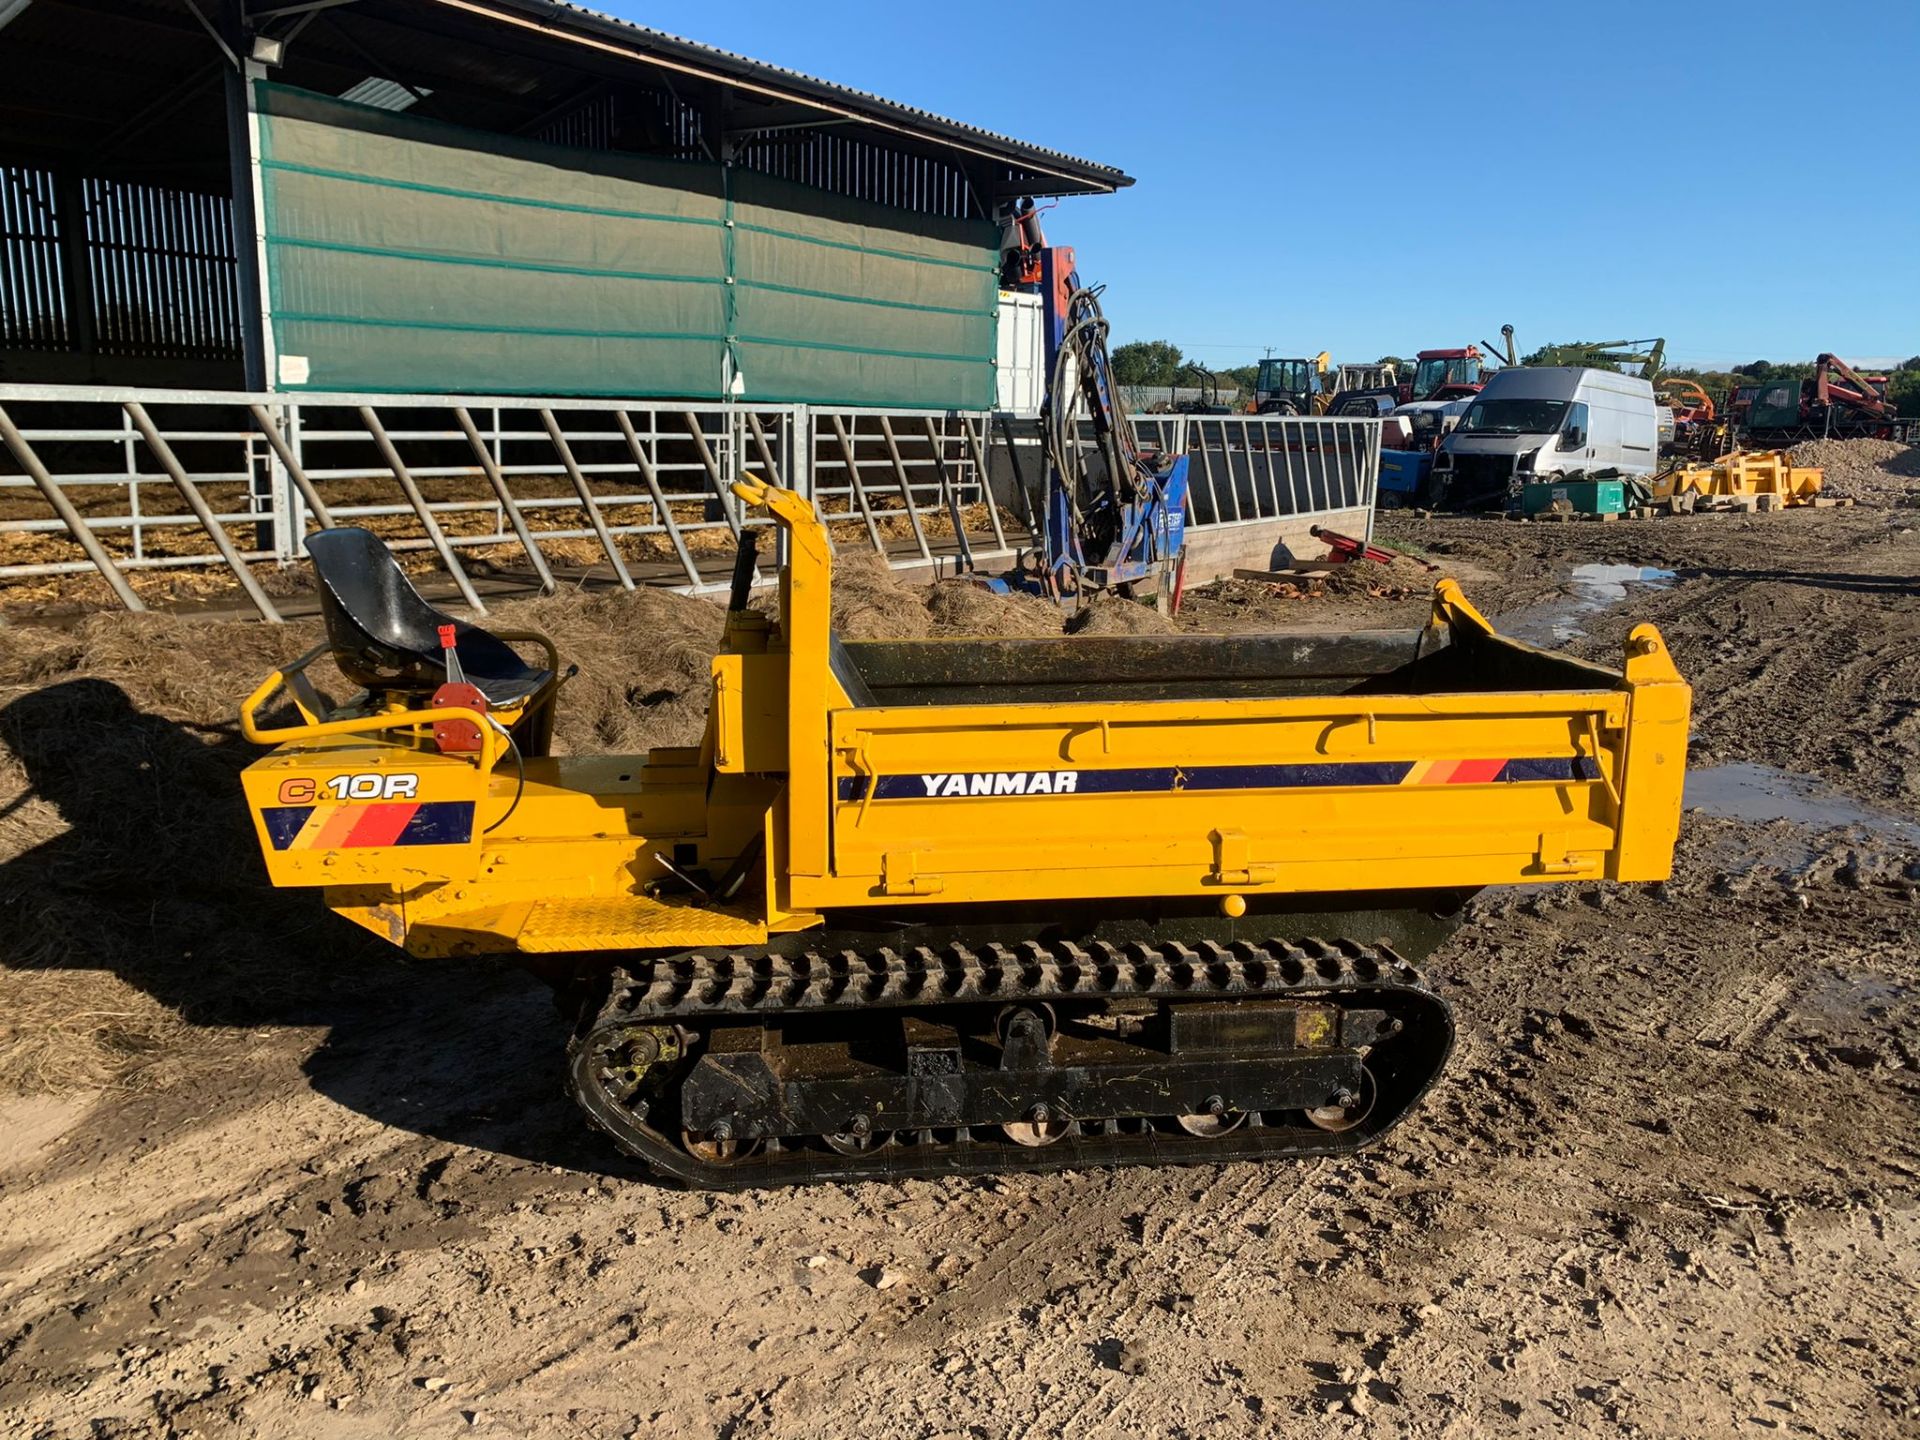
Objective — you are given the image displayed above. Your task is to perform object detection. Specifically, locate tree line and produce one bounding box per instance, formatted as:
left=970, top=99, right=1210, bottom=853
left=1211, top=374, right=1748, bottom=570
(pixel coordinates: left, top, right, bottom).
left=1110, top=341, right=1410, bottom=398
left=1110, top=338, right=1920, bottom=414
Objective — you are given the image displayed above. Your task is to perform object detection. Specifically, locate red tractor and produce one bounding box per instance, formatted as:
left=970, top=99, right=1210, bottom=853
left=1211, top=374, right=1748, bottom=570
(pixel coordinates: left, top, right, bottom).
left=1327, top=345, right=1487, bottom=417
left=1400, top=346, right=1487, bottom=403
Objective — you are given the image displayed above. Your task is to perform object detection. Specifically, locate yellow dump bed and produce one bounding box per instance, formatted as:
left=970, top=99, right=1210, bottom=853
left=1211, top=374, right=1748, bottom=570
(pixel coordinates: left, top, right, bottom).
left=712, top=484, right=1691, bottom=924
left=808, top=611, right=1687, bottom=908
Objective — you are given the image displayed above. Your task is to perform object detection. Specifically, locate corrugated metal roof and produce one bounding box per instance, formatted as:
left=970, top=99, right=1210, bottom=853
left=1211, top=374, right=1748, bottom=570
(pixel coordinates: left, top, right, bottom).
left=459, top=0, right=1134, bottom=191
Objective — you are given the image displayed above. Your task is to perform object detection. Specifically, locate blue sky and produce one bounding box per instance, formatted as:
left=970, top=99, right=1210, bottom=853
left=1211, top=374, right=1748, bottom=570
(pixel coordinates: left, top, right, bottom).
left=607, top=1, right=1917, bottom=371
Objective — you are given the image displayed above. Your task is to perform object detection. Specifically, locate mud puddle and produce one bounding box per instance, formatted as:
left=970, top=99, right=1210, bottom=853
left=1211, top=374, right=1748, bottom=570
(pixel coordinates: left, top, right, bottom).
left=1685, top=762, right=1920, bottom=845
left=1498, top=562, right=1677, bottom=645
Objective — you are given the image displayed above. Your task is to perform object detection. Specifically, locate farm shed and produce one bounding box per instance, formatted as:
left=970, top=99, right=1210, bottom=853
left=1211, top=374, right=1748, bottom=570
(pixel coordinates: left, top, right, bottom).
left=0, top=0, right=1130, bottom=407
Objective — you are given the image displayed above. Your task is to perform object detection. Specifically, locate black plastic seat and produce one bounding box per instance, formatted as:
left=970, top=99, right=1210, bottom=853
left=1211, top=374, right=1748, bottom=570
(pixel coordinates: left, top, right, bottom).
left=305, top=528, right=552, bottom=707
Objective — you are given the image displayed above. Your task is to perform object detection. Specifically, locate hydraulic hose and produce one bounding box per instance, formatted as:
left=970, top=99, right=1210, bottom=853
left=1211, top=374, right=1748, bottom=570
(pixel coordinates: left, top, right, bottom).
left=1042, top=288, right=1150, bottom=565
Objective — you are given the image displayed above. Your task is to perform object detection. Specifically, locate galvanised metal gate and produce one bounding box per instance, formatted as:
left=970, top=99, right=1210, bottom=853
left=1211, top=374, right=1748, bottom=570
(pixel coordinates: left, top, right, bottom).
left=0, top=384, right=1009, bottom=619
left=1171, top=414, right=1382, bottom=528
left=0, top=384, right=1377, bottom=621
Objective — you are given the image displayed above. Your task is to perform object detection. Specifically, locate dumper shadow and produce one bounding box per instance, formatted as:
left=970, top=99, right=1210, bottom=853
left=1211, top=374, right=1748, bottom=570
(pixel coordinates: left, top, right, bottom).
left=1676, top=565, right=1920, bottom=597
left=0, top=678, right=614, bottom=1172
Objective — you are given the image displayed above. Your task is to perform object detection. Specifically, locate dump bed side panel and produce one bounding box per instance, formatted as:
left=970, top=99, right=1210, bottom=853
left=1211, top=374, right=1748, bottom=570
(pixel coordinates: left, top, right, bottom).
left=800, top=692, right=1631, bottom=908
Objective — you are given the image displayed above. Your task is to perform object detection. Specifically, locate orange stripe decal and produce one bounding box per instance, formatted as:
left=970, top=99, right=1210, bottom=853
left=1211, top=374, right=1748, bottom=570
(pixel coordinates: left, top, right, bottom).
left=1401, top=759, right=1513, bottom=786
left=289, top=805, right=336, bottom=850
left=309, top=806, right=362, bottom=851
left=1448, top=758, right=1509, bottom=785
left=288, top=806, right=334, bottom=852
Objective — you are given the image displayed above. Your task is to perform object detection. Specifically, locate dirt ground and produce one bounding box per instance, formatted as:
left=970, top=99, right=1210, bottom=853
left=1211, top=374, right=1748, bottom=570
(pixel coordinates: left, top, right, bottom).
left=2, top=446, right=1918, bottom=1438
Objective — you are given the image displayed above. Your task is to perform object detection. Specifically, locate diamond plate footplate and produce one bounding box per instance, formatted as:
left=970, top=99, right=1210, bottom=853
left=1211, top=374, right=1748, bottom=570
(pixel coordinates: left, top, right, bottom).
left=517, top=896, right=769, bottom=952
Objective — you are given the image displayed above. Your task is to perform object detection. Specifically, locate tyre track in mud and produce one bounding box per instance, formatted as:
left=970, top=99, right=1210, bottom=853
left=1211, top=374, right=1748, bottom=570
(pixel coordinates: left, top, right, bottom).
left=0, top=977, right=580, bottom=1417
left=1003, top=1163, right=1325, bottom=1438
left=845, top=1161, right=1286, bottom=1435
left=1036, top=1161, right=1337, bottom=1439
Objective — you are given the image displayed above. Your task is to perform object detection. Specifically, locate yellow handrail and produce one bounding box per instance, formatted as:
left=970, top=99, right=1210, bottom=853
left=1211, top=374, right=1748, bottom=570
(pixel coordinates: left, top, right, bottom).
left=240, top=650, right=502, bottom=773
left=1429, top=577, right=1496, bottom=636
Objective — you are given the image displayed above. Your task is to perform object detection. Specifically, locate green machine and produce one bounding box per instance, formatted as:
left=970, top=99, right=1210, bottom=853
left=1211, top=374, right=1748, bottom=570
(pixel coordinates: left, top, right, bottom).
left=1746, top=381, right=1805, bottom=432
left=1519, top=478, right=1631, bottom=518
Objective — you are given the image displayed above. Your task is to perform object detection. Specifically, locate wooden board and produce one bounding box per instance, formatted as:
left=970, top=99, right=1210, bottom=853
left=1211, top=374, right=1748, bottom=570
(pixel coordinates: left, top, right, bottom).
left=1233, top=566, right=1334, bottom=582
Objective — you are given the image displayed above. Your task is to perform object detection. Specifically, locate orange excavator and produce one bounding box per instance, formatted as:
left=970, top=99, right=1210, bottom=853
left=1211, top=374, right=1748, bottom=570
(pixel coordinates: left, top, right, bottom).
left=1657, top=379, right=1725, bottom=458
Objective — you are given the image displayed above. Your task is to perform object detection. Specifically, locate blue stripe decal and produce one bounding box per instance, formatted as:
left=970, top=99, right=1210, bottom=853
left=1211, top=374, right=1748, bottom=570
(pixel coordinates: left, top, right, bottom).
left=263, top=806, right=313, bottom=849
left=400, top=802, right=477, bottom=845
left=837, top=757, right=1590, bottom=802
left=1502, top=758, right=1585, bottom=784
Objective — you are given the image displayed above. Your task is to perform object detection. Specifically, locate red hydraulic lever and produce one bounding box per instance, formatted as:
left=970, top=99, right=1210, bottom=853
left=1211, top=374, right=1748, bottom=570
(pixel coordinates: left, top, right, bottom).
left=431, top=622, right=488, bottom=753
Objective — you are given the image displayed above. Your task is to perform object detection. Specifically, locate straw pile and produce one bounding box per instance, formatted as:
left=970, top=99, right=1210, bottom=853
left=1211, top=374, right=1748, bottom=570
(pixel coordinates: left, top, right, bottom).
left=0, top=614, right=357, bottom=1090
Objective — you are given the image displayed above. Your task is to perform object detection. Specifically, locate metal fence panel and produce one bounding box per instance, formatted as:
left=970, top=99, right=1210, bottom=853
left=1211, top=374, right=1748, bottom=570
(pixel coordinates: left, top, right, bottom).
left=1175, top=414, right=1379, bottom=530
left=84, top=176, right=241, bottom=361
left=0, top=165, right=240, bottom=362
left=0, top=386, right=1379, bottom=613
left=0, top=166, right=69, bottom=350
left=0, top=385, right=1011, bottom=603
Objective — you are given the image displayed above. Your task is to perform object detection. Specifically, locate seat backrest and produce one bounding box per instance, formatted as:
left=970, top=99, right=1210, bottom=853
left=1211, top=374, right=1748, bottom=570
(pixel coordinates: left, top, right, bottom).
left=305, top=527, right=457, bottom=691
left=309, top=526, right=554, bottom=696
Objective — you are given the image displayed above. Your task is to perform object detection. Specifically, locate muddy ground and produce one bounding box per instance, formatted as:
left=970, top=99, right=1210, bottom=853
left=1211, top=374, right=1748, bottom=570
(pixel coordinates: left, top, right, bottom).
left=2, top=452, right=1918, bottom=1438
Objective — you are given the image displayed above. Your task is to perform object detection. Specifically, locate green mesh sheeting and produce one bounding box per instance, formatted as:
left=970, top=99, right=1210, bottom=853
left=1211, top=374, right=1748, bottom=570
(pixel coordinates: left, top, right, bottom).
left=253, top=85, right=1000, bottom=408
left=256, top=85, right=727, bottom=397
left=728, top=169, right=998, bottom=409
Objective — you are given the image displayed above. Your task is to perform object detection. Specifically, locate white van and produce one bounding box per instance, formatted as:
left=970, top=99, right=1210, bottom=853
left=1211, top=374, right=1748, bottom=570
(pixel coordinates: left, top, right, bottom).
left=1430, top=367, right=1659, bottom=509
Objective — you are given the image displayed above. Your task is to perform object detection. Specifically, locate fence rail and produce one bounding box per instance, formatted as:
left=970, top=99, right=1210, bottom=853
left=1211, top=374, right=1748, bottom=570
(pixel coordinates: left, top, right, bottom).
left=1181, top=414, right=1381, bottom=526
left=0, top=384, right=1377, bottom=620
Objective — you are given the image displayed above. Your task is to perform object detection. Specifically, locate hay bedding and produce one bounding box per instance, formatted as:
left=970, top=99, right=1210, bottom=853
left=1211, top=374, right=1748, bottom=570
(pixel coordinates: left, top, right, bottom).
left=0, top=614, right=359, bottom=1091
left=1063, top=597, right=1178, bottom=636
left=488, top=586, right=725, bottom=753
left=924, top=579, right=1062, bottom=637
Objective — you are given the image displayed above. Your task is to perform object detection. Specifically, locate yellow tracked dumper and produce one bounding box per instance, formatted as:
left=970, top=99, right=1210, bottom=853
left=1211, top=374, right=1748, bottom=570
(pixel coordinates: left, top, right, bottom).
left=240, top=483, right=1689, bottom=1186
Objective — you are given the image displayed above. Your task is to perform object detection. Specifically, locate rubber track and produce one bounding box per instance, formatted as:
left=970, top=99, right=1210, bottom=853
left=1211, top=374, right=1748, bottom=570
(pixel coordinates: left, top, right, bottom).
left=568, top=934, right=1453, bottom=1189
left=610, top=935, right=1422, bottom=1019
